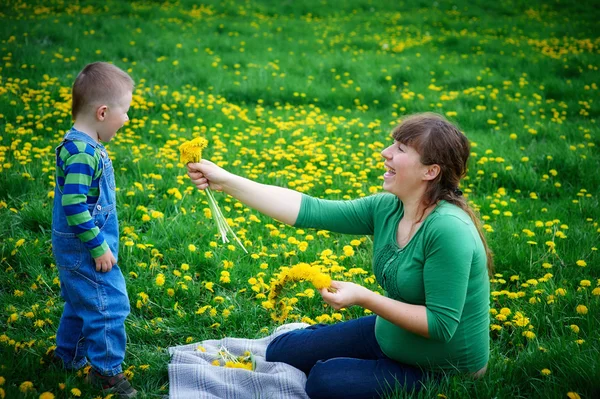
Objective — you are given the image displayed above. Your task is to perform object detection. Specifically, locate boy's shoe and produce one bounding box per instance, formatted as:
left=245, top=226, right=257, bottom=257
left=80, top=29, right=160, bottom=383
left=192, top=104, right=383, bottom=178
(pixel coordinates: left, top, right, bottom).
left=86, top=368, right=137, bottom=398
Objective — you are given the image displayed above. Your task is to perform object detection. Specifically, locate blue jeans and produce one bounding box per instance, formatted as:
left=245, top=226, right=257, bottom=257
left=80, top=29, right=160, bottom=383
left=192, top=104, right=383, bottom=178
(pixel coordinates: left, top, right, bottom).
left=266, top=316, right=435, bottom=399
left=52, top=129, right=129, bottom=376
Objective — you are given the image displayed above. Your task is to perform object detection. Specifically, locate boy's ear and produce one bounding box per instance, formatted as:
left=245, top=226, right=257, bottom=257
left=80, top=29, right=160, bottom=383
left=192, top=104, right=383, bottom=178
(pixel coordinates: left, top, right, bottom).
left=96, top=105, right=108, bottom=121
left=423, top=164, right=441, bottom=181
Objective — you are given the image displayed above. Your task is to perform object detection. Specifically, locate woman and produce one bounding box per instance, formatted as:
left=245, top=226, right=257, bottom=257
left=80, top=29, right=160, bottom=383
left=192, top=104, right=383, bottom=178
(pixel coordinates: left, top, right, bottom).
left=187, top=113, right=492, bottom=399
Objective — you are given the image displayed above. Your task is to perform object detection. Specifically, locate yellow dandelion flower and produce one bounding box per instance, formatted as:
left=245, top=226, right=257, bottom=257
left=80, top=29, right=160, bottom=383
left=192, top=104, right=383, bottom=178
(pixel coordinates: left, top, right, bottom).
left=513, top=312, right=530, bottom=327
left=39, top=392, right=55, bottom=399
left=220, top=271, right=231, bottom=284
left=522, top=331, right=536, bottom=339
left=343, top=245, right=355, bottom=256
left=196, top=305, right=210, bottom=314
left=575, top=260, right=587, bottom=267
left=540, top=368, right=551, bottom=376
left=567, top=392, right=581, bottom=399
left=19, top=381, right=34, bottom=393
left=214, top=296, right=225, bottom=304
left=155, top=274, right=165, bottom=286
left=312, top=273, right=332, bottom=290
left=575, top=305, right=588, bottom=315
left=570, top=324, right=580, bottom=334
left=179, top=137, right=208, bottom=164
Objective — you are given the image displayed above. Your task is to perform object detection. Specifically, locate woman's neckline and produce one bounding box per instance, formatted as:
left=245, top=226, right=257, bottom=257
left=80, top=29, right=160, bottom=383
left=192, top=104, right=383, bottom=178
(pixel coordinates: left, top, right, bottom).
left=393, top=200, right=445, bottom=250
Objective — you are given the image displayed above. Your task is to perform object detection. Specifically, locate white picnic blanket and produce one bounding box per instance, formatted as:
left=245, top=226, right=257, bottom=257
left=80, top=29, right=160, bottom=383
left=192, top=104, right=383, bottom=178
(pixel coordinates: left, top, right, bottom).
left=168, top=326, right=309, bottom=399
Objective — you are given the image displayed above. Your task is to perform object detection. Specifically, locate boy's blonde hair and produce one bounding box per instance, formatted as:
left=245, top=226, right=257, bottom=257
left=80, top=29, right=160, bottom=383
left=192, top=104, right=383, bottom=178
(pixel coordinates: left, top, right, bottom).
left=72, top=62, right=134, bottom=120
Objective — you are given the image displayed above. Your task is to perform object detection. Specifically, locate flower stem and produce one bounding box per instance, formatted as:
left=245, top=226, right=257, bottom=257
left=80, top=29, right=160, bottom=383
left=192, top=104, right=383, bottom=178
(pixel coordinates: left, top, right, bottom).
left=205, top=187, right=248, bottom=253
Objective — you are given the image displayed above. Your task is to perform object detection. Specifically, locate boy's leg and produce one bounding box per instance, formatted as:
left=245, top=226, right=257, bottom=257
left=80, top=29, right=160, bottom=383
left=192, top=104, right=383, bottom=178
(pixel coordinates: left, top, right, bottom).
left=61, top=263, right=130, bottom=376
left=84, top=264, right=130, bottom=376
left=54, top=277, right=88, bottom=370
left=80, top=264, right=137, bottom=397
left=266, top=315, right=384, bottom=374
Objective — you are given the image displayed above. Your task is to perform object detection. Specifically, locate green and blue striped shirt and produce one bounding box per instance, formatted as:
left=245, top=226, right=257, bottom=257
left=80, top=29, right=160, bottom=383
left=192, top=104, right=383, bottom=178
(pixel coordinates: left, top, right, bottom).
left=56, top=140, right=109, bottom=258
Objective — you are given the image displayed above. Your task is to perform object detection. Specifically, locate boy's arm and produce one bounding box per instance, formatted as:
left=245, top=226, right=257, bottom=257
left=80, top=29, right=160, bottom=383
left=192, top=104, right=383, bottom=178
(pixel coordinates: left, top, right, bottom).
left=60, top=146, right=109, bottom=258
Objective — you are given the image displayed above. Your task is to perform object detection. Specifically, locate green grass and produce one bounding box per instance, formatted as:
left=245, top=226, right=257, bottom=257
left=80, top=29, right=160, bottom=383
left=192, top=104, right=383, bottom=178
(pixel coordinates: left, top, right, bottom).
left=0, top=0, right=599, bottom=398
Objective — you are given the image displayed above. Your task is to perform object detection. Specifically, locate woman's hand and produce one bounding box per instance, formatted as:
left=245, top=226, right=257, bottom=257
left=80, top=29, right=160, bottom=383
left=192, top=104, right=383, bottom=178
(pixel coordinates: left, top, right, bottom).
left=319, top=280, right=371, bottom=310
left=187, top=160, right=231, bottom=191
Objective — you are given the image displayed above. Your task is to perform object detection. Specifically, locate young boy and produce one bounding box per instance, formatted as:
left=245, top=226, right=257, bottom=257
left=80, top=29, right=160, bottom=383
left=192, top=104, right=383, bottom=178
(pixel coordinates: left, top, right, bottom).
left=51, top=62, right=136, bottom=398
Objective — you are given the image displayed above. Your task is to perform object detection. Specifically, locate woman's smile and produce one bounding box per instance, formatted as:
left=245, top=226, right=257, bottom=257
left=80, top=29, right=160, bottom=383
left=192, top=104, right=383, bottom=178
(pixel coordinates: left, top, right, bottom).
left=384, top=164, right=397, bottom=179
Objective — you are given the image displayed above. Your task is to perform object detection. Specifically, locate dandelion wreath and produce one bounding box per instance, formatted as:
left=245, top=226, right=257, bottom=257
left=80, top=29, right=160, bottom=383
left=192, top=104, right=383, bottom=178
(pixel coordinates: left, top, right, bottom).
left=262, top=263, right=332, bottom=323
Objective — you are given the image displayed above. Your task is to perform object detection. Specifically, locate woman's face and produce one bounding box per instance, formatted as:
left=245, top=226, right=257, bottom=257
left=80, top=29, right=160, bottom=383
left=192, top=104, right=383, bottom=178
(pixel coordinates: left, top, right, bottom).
left=380, top=140, right=429, bottom=198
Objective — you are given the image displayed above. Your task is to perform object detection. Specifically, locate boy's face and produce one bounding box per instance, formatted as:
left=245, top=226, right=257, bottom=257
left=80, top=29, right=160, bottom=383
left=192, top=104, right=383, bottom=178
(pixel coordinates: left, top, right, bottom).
left=98, top=91, right=132, bottom=143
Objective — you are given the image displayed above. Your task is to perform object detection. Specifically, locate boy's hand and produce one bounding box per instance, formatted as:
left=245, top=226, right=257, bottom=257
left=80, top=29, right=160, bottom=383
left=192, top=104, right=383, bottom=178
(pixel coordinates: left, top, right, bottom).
left=94, top=248, right=117, bottom=272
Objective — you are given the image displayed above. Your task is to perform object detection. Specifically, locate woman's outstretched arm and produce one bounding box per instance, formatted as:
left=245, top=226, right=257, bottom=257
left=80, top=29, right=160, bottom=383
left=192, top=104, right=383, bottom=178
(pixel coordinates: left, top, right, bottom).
left=187, top=160, right=302, bottom=226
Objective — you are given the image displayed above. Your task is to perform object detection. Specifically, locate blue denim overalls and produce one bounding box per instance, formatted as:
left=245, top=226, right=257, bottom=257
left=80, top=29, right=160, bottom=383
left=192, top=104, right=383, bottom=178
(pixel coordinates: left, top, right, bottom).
left=51, top=128, right=130, bottom=376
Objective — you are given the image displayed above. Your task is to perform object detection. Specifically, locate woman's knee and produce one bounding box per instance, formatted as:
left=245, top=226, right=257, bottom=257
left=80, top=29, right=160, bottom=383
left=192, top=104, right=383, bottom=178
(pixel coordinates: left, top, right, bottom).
left=305, top=360, right=345, bottom=399
left=265, top=333, right=287, bottom=362
left=305, top=361, right=327, bottom=399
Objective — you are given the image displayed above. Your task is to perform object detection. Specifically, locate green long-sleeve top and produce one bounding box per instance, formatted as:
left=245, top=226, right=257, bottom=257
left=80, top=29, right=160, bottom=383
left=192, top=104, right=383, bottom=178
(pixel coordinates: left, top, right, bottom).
left=295, top=193, right=490, bottom=373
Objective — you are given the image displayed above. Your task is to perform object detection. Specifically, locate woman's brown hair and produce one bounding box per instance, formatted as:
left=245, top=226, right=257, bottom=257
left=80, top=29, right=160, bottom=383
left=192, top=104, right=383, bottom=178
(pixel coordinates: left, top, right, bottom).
left=392, top=112, right=494, bottom=277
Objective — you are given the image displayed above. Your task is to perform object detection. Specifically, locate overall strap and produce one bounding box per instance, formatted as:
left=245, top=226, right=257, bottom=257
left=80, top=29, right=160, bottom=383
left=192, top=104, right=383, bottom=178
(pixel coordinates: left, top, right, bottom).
left=63, top=128, right=101, bottom=149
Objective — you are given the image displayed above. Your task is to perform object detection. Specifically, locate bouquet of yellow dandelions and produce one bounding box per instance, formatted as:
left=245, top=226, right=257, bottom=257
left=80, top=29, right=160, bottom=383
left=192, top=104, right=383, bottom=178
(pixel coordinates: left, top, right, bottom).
left=262, top=263, right=332, bottom=323
left=180, top=137, right=247, bottom=253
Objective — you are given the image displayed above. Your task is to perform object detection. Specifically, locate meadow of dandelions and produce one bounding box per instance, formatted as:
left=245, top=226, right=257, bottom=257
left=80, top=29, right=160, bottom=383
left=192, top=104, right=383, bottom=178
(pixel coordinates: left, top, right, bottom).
left=0, top=1, right=598, bottom=398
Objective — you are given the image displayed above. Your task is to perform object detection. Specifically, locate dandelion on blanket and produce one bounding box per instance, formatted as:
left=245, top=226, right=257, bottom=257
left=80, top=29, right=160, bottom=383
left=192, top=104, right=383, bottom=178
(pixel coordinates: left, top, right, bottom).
left=211, top=346, right=255, bottom=371
left=179, top=137, right=247, bottom=253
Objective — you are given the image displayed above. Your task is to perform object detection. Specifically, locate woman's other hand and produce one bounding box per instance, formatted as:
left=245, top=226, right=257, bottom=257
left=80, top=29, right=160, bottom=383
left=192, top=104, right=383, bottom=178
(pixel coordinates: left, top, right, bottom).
left=320, top=280, right=371, bottom=310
